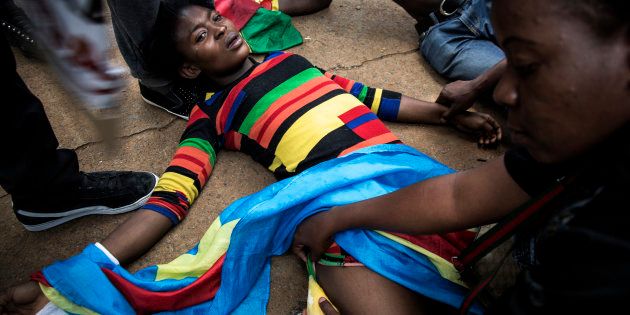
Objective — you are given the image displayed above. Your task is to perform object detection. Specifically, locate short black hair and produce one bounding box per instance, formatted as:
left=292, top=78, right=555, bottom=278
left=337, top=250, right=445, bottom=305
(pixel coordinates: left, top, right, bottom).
left=144, top=1, right=215, bottom=79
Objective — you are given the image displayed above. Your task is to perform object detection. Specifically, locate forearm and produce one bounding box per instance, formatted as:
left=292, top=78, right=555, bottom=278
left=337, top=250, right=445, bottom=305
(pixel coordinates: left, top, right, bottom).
left=397, top=95, right=448, bottom=124
left=469, top=59, right=507, bottom=93
left=326, top=157, right=529, bottom=235
left=99, top=107, right=218, bottom=265
left=101, top=210, right=173, bottom=265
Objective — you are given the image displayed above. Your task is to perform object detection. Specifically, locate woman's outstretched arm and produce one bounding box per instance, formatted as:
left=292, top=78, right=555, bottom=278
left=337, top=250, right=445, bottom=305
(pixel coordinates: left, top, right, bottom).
left=292, top=156, right=529, bottom=262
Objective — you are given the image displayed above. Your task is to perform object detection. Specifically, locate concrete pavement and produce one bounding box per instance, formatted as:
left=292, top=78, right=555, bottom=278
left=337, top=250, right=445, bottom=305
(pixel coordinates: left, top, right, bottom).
left=0, top=1, right=506, bottom=312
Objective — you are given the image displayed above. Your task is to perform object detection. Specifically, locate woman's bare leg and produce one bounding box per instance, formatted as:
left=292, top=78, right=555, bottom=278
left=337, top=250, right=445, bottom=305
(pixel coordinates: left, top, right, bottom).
left=316, top=265, right=456, bottom=314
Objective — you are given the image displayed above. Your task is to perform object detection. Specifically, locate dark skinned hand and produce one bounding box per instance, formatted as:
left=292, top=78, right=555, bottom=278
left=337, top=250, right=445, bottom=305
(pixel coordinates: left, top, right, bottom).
left=436, top=80, right=481, bottom=122
left=292, top=210, right=336, bottom=264
left=317, top=297, right=340, bottom=315
left=449, top=111, right=503, bottom=146
left=0, top=281, right=49, bottom=315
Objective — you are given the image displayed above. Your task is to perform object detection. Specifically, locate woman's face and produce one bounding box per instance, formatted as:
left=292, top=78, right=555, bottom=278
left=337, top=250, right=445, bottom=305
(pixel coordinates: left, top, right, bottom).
left=492, top=0, right=630, bottom=164
left=174, top=6, right=250, bottom=77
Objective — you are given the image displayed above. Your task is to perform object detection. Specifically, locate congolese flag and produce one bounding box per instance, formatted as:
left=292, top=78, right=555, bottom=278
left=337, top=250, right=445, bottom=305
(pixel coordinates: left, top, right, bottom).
left=35, top=144, right=483, bottom=314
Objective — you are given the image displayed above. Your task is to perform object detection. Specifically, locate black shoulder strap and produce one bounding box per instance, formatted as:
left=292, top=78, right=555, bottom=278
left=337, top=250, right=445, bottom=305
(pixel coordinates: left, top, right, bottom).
left=455, top=176, right=574, bottom=314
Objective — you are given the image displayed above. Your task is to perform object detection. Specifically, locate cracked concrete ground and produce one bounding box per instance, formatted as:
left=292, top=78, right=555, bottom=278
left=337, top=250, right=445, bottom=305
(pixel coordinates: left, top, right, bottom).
left=0, top=1, right=507, bottom=313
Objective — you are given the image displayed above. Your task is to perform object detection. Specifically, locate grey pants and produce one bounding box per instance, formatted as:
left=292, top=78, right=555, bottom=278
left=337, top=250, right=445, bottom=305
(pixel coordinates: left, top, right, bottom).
left=107, top=0, right=190, bottom=88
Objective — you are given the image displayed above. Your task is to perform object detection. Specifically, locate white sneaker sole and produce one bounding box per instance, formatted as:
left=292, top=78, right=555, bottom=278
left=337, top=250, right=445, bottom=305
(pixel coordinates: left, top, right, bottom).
left=141, top=95, right=190, bottom=120
left=17, top=174, right=159, bottom=232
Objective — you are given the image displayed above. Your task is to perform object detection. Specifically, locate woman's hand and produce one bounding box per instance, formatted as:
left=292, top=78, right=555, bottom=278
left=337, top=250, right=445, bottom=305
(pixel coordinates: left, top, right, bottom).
left=436, top=79, right=482, bottom=122
left=292, top=210, right=337, bottom=264
left=317, top=297, right=340, bottom=315
left=449, top=111, right=503, bottom=146
left=0, top=281, right=49, bottom=315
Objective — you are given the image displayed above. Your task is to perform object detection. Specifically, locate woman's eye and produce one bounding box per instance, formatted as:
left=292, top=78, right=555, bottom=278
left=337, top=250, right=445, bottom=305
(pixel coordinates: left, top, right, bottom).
left=196, top=31, right=207, bottom=43
left=514, top=63, right=539, bottom=77
left=212, top=13, right=222, bottom=22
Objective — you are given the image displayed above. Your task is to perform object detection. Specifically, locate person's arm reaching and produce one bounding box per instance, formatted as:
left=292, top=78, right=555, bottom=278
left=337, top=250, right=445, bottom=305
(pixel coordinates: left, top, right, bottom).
left=102, top=105, right=221, bottom=265
left=437, top=59, right=507, bottom=121
left=292, top=155, right=530, bottom=262
left=398, top=95, right=503, bottom=145
left=320, top=68, right=502, bottom=144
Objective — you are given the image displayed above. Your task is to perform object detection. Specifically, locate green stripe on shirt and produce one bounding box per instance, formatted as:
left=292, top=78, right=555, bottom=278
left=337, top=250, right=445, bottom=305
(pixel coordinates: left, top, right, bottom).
left=357, top=85, right=368, bottom=102
left=180, top=138, right=217, bottom=165
left=239, top=68, right=323, bottom=135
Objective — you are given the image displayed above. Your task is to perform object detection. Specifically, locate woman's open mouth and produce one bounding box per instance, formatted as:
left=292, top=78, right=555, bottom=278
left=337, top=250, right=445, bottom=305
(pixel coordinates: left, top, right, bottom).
left=225, top=32, right=243, bottom=50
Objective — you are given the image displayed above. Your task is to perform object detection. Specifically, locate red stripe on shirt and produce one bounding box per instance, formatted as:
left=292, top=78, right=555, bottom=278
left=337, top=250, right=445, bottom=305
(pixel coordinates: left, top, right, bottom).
left=254, top=80, right=337, bottom=144
left=338, top=106, right=371, bottom=124
left=339, top=133, right=399, bottom=156
left=216, top=53, right=293, bottom=134
left=248, top=76, right=332, bottom=140
left=351, top=119, right=390, bottom=139
left=187, top=106, right=209, bottom=127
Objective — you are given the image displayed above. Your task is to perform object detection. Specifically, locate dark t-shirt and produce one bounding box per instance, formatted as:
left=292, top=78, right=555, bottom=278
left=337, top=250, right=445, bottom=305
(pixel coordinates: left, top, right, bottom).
left=503, top=147, right=563, bottom=197
left=492, top=135, right=630, bottom=314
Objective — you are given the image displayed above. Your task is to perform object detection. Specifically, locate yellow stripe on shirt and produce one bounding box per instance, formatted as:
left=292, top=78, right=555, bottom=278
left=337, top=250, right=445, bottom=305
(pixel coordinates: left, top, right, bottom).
left=274, top=94, right=363, bottom=173
left=370, top=88, right=383, bottom=115
left=154, top=172, right=199, bottom=204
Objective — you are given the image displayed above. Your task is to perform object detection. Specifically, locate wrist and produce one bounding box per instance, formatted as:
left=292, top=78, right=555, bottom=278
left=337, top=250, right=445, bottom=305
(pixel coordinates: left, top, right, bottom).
left=471, top=59, right=506, bottom=93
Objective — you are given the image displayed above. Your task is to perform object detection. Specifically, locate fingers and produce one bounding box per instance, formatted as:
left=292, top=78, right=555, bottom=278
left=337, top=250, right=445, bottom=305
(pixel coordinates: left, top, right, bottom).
left=309, top=247, right=325, bottom=266
left=486, top=115, right=503, bottom=141
left=477, top=117, right=503, bottom=146
left=435, top=91, right=452, bottom=108
left=440, top=108, right=454, bottom=123
left=318, top=297, right=340, bottom=315
left=292, top=243, right=307, bottom=263
left=291, top=211, right=337, bottom=265
left=291, top=237, right=328, bottom=265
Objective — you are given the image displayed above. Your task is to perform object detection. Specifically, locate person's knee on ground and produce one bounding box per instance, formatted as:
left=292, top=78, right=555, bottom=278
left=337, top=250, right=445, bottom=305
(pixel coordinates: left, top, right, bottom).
left=420, top=19, right=504, bottom=80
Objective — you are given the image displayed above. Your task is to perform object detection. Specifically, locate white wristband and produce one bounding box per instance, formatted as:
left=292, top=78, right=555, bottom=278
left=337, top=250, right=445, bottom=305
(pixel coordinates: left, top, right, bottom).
left=95, top=242, right=120, bottom=265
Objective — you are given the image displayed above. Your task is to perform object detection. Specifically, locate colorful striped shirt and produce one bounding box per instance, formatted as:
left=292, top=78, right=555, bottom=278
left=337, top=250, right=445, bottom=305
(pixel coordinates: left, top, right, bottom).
left=144, top=52, right=403, bottom=224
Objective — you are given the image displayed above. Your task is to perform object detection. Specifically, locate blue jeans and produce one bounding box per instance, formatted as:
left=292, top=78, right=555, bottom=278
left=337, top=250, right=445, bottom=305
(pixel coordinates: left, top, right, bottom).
left=420, top=0, right=505, bottom=81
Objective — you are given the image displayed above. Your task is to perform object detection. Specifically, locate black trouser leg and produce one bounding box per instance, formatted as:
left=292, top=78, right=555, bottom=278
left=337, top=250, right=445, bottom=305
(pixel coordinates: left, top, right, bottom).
left=0, top=33, right=81, bottom=211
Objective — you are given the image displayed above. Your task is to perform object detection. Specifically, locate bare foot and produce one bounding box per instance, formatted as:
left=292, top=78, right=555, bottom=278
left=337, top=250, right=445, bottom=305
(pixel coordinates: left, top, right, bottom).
left=0, top=281, right=49, bottom=315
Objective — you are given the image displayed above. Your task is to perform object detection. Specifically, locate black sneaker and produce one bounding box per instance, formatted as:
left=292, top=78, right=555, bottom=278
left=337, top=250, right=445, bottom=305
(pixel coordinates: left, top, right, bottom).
left=13, top=171, right=159, bottom=231
left=0, top=1, right=43, bottom=60
left=139, top=80, right=202, bottom=120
